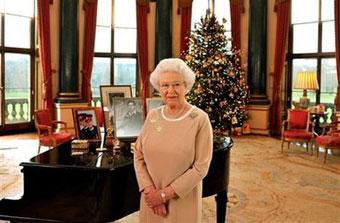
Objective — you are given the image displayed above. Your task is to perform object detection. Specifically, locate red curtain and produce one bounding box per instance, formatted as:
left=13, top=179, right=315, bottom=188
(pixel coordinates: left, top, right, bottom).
left=137, top=1, right=149, bottom=114
left=179, top=2, right=193, bottom=58
left=229, top=0, right=244, bottom=50
left=335, top=0, right=340, bottom=110
left=270, top=0, right=290, bottom=135
left=37, top=0, right=53, bottom=113
left=81, top=0, right=98, bottom=103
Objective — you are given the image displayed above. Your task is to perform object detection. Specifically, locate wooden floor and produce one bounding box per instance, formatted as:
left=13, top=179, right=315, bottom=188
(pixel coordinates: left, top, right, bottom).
left=1, top=133, right=340, bottom=223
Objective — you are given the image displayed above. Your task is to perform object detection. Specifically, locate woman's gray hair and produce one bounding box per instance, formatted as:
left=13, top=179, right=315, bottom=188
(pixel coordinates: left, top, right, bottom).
left=150, top=58, right=196, bottom=93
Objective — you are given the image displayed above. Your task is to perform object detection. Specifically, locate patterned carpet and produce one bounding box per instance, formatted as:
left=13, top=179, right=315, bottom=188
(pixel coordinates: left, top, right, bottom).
left=1, top=134, right=340, bottom=223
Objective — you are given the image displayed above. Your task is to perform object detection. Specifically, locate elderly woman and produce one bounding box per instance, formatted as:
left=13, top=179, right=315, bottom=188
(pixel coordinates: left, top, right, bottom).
left=134, top=58, right=213, bottom=222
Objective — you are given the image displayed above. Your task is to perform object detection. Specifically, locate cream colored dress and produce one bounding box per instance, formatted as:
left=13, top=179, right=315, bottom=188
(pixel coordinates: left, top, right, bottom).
left=134, top=105, right=213, bottom=223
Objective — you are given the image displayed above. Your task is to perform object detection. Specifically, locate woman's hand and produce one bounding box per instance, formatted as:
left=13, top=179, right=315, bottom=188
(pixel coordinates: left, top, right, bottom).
left=143, top=185, right=156, bottom=195
left=144, top=190, right=163, bottom=208
left=153, top=204, right=168, bottom=217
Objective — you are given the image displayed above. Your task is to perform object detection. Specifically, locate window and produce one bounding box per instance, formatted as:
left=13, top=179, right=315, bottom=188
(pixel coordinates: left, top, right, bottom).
left=0, top=0, right=35, bottom=129
left=92, top=0, right=137, bottom=105
left=191, top=0, right=231, bottom=47
left=288, top=0, right=336, bottom=122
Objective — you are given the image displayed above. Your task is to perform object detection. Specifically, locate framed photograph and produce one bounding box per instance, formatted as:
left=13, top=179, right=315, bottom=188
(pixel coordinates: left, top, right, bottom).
left=113, top=97, right=144, bottom=139
left=73, top=107, right=101, bottom=141
left=146, top=97, right=164, bottom=113
left=99, top=85, right=132, bottom=131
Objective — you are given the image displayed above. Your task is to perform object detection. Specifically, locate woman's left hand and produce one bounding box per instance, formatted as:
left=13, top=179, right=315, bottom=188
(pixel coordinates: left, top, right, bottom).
left=145, top=190, right=164, bottom=208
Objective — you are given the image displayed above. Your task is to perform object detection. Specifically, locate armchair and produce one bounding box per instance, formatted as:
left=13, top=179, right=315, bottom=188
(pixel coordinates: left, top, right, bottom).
left=281, top=109, right=314, bottom=153
left=315, top=121, right=340, bottom=163
left=34, top=109, right=73, bottom=154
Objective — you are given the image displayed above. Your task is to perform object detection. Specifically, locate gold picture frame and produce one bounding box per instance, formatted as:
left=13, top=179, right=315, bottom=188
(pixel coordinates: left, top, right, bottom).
left=72, top=107, right=101, bottom=142
left=99, top=85, right=132, bottom=132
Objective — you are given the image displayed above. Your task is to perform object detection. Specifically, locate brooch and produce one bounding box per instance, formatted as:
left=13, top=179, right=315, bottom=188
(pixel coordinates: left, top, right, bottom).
left=189, top=111, right=198, bottom=119
left=149, top=112, right=162, bottom=133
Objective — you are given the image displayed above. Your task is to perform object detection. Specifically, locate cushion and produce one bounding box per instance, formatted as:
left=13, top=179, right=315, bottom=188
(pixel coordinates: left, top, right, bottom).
left=283, top=129, right=313, bottom=140
left=316, top=135, right=340, bottom=148
left=289, top=110, right=308, bottom=129
left=40, top=132, right=73, bottom=145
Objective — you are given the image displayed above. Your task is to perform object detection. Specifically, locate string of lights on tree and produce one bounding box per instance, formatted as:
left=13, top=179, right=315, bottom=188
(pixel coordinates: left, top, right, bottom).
left=184, top=12, right=249, bottom=136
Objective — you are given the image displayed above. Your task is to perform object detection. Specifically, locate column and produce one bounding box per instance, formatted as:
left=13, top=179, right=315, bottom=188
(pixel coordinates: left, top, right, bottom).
left=155, top=0, right=172, bottom=65
left=247, top=0, right=270, bottom=135
left=57, top=0, right=81, bottom=102
left=55, top=0, right=87, bottom=134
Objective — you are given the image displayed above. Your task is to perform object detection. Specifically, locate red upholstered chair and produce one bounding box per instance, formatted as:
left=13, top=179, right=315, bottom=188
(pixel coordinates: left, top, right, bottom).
left=315, top=121, right=340, bottom=163
left=95, top=107, right=104, bottom=128
left=281, top=109, right=314, bottom=153
left=34, top=109, right=73, bottom=154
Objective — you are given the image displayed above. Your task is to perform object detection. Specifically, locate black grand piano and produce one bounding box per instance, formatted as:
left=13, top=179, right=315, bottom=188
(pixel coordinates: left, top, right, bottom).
left=0, top=137, right=232, bottom=223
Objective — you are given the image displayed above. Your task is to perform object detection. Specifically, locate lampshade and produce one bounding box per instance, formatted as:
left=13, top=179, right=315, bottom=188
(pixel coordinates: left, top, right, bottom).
left=294, top=71, right=319, bottom=90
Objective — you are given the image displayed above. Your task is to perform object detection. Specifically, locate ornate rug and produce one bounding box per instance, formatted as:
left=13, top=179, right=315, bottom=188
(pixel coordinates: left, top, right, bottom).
left=1, top=134, right=340, bottom=223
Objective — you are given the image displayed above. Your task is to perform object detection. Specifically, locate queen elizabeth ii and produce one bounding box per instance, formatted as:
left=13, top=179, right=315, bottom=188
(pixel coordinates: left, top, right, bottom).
left=134, top=58, right=213, bottom=222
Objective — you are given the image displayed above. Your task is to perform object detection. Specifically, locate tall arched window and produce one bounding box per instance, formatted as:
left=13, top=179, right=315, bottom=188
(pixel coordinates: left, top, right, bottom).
left=288, top=0, right=336, bottom=121
left=0, top=0, right=36, bottom=132
left=91, top=0, right=137, bottom=100
left=191, top=0, right=231, bottom=47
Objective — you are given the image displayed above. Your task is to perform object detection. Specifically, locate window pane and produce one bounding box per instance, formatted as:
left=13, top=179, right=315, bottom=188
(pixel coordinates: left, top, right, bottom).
left=321, top=0, right=334, bottom=21
left=293, top=23, right=318, bottom=53
left=292, top=59, right=317, bottom=105
left=114, top=0, right=136, bottom=28
left=97, top=0, right=111, bottom=26
left=4, top=53, right=31, bottom=123
left=5, top=15, right=31, bottom=48
left=322, top=21, right=335, bottom=52
left=191, top=0, right=208, bottom=29
left=5, top=0, right=34, bottom=17
left=214, top=0, right=231, bottom=31
left=0, top=0, right=4, bottom=13
left=320, top=58, right=337, bottom=103
left=114, top=58, right=136, bottom=96
left=292, top=0, right=318, bottom=23
left=95, top=26, right=111, bottom=52
left=91, top=57, right=111, bottom=98
left=114, top=28, right=136, bottom=53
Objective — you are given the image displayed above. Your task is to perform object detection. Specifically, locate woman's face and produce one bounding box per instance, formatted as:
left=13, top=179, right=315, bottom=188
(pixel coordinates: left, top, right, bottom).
left=158, top=71, right=187, bottom=107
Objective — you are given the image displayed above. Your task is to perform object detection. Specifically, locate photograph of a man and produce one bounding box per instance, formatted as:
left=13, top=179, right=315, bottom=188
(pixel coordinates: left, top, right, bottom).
left=114, top=98, right=144, bottom=138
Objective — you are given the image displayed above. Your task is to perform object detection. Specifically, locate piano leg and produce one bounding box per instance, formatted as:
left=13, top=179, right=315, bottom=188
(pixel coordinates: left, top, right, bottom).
left=214, top=190, right=228, bottom=223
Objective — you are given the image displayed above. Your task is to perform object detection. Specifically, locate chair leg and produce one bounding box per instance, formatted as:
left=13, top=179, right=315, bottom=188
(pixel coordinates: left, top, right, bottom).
left=306, top=142, right=309, bottom=152
left=281, top=139, right=284, bottom=153
left=316, top=145, right=319, bottom=157
left=324, top=148, right=328, bottom=164
left=38, top=145, right=41, bottom=154
left=310, top=143, right=313, bottom=156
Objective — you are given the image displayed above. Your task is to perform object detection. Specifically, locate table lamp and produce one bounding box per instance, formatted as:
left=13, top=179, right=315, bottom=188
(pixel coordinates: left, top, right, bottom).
left=294, top=71, right=319, bottom=109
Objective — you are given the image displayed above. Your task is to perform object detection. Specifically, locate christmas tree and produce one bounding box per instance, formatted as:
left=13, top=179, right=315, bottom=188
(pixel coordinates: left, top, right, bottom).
left=184, top=13, right=248, bottom=136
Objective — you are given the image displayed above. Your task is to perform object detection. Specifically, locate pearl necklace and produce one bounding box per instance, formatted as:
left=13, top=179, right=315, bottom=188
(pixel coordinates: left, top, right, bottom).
left=165, top=104, right=187, bottom=119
